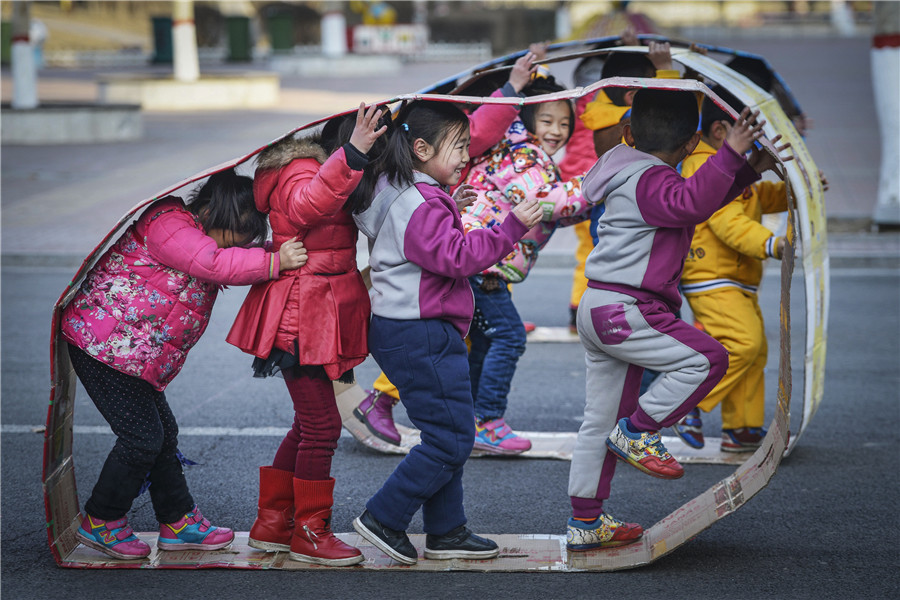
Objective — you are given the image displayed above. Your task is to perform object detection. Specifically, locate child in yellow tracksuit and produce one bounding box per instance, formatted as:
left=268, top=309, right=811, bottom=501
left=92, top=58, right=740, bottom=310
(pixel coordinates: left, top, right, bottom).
left=675, top=87, right=793, bottom=452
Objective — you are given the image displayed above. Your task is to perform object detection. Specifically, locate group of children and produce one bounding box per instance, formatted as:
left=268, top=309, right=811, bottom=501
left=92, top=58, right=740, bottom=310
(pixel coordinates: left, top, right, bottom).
left=61, top=39, right=798, bottom=564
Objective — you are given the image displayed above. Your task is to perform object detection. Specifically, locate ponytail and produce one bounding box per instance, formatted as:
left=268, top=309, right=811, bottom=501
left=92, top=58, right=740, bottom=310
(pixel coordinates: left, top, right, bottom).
left=373, top=100, right=469, bottom=188
left=320, top=108, right=393, bottom=214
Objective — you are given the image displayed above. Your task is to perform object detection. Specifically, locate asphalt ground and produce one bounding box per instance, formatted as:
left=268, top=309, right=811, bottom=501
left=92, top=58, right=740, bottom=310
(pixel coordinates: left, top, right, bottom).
left=2, top=34, right=899, bottom=599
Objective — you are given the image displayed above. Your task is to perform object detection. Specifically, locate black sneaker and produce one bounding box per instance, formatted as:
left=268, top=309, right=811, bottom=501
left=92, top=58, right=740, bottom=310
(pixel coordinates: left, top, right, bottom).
left=352, top=510, right=418, bottom=565
left=423, top=526, right=499, bottom=560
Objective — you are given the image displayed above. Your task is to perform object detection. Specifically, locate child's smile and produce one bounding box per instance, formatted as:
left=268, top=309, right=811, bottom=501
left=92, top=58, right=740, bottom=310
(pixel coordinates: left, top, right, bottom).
left=532, top=100, right=571, bottom=156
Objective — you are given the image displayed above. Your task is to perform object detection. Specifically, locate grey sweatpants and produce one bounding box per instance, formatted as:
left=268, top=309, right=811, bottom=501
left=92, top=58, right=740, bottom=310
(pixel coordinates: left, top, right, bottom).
left=567, top=287, right=728, bottom=519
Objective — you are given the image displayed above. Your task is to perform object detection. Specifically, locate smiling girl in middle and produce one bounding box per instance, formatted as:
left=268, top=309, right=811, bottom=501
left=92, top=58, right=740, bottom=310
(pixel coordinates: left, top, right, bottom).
left=460, top=75, right=604, bottom=455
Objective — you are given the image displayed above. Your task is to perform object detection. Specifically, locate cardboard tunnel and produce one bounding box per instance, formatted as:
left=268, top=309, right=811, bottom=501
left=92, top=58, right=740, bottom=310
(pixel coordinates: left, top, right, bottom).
left=44, top=43, right=826, bottom=570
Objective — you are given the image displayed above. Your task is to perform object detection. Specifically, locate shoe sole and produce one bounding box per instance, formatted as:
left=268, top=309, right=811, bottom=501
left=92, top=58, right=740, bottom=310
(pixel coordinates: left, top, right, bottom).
left=720, top=444, right=760, bottom=453
left=157, top=532, right=235, bottom=552
left=75, top=530, right=150, bottom=560
left=352, top=517, right=418, bottom=565
left=248, top=537, right=290, bottom=552
left=289, top=551, right=364, bottom=566
left=157, top=541, right=234, bottom=551
left=472, top=441, right=531, bottom=455
left=566, top=534, right=643, bottom=552
left=423, top=548, right=500, bottom=560
left=353, top=408, right=402, bottom=446
left=606, top=439, right=684, bottom=479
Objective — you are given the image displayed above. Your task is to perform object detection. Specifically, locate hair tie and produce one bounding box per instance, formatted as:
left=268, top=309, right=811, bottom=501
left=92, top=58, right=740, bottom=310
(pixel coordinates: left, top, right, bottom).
left=401, top=123, right=409, bottom=132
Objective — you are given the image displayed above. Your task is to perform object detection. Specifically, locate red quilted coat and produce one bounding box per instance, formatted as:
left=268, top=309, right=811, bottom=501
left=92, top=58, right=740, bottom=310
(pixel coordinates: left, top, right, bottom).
left=226, top=137, right=370, bottom=380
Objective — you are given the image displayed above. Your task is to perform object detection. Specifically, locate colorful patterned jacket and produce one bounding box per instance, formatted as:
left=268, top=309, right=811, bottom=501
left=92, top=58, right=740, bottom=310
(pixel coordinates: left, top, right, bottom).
left=61, top=197, right=278, bottom=390
left=461, top=118, right=593, bottom=283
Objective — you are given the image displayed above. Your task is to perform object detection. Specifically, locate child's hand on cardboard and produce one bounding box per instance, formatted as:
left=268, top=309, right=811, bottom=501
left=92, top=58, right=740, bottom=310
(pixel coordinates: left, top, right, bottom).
left=726, top=108, right=766, bottom=155
left=349, top=103, right=388, bottom=155
left=620, top=26, right=639, bottom=47
left=508, top=52, right=538, bottom=93
left=648, top=41, right=673, bottom=71
left=748, top=134, right=792, bottom=174
left=511, top=197, right=543, bottom=228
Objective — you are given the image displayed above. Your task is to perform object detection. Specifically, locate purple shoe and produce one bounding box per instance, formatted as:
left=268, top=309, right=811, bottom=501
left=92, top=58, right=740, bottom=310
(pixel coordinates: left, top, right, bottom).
left=474, top=417, right=532, bottom=455
left=353, top=390, right=401, bottom=445
left=76, top=514, right=151, bottom=560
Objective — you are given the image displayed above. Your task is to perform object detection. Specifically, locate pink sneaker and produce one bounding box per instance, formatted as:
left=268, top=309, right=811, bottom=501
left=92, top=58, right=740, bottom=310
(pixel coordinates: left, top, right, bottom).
left=157, top=505, right=234, bottom=551
left=76, top=514, right=151, bottom=560
left=353, top=390, right=401, bottom=445
left=474, top=417, right=532, bottom=455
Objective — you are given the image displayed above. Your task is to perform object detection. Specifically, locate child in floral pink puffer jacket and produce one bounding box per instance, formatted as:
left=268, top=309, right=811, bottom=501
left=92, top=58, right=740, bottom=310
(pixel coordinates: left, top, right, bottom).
left=60, top=169, right=306, bottom=561
left=460, top=76, right=603, bottom=454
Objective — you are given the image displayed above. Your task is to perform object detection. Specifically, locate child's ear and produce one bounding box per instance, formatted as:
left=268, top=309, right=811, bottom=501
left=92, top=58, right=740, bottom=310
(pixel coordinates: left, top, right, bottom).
left=412, top=138, right=434, bottom=162
left=624, top=89, right=638, bottom=106
left=712, top=120, right=728, bottom=143
left=683, top=131, right=701, bottom=157
left=622, top=123, right=636, bottom=147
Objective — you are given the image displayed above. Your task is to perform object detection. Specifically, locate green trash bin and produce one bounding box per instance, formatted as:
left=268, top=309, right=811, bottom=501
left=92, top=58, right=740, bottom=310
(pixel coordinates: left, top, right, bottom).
left=1, top=21, right=11, bottom=66
left=226, top=15, right=252, bottom=62
left=267, top=15, right=293, bottom=53
left=151, top=16, right=173, bottom=64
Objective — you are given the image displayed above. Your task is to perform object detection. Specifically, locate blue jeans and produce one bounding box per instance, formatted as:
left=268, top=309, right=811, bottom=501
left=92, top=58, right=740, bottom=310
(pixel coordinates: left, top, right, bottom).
left=468, top=276, right=527, bottom=422
left=365, top=316, right=474, bottom=536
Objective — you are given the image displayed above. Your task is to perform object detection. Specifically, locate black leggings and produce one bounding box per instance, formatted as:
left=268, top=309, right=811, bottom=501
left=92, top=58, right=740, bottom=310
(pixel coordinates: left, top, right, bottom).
left=68, top=344, right=193, bottom=524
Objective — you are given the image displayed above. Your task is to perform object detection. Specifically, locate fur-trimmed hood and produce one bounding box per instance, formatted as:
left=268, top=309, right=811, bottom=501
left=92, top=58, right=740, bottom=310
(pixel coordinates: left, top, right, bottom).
left=256, top=135, right=329, bottom=171
left=254, top=134, right=330, bottom=214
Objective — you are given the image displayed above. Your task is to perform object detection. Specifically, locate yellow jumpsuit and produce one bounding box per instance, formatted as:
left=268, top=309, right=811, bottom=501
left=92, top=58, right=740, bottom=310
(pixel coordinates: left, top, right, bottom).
left=681, top=140, right=788, bottom=430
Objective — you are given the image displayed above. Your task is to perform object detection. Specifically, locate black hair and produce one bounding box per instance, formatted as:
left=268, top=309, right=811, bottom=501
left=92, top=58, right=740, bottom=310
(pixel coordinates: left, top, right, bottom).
left=573, top=55, right=605, bottom=88
left=726, top=56, right=773, bottom=91
left=601, top=52, right=655, bottom=106
left=630, top=89, right=699, bottom=153
left=187, top=168, right=267, bottom=246
left=458, top=69, right=509, bottom=99
left=319, top=107, right=393, bottom=213
left=700, top=86, right=746, bottom=136
left=374, top=100, right=470, bottom=188
left=519, top=75, right=576, bottom=145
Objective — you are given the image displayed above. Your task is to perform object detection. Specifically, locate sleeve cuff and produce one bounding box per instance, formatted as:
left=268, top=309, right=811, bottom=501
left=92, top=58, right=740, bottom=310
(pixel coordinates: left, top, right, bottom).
left=343, top=143, right=370, bottom=171
left=766, top=236, right=781, bottom=259
left=500, top=81, right=523, bottom=99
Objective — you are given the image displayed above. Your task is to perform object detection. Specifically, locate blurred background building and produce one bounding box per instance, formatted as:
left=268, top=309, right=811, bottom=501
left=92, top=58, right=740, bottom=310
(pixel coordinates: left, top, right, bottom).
left=0, top=1, right=876, bottom=68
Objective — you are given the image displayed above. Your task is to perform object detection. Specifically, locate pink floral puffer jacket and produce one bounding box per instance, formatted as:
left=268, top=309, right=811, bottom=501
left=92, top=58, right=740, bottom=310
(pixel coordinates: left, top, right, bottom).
left=460, top=119, right=595, bottom=283
left=61, top=197, right=275, bottom=390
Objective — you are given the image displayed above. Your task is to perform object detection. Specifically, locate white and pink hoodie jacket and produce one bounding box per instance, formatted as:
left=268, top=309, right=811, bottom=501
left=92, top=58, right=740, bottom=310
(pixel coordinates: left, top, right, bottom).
left=354, top=172, right=530, bottom=338
left=583, top=142, right=760, bottom=311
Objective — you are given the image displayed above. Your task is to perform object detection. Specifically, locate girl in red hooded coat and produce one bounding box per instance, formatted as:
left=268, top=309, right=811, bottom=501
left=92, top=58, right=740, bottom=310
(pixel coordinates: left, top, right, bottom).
left=226, top=104, right=387, bottom=566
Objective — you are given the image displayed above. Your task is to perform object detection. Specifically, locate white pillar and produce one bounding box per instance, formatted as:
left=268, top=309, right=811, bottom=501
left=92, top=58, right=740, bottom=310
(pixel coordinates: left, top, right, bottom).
left=871, top=2, right=900, bottom=226
left=11, top=1, right=38, bottom=109
left=173, top=0, right=200, bottom=82
left=321, top=2, right=347, bottom=58
left=830, top=0, right=856, bottom=37
left=555, top=1, right=571, bottom=41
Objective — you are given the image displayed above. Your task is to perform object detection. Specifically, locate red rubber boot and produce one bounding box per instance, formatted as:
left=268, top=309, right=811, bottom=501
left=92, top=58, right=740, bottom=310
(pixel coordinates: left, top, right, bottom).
left=289, top=478, right=364, bottom=566
left=248, top=466, right=294, bottom=552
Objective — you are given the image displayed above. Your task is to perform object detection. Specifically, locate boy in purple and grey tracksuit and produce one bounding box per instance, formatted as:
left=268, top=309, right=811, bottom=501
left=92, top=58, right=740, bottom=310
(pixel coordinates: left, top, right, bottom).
left=565, top=89, right=779, bottom=552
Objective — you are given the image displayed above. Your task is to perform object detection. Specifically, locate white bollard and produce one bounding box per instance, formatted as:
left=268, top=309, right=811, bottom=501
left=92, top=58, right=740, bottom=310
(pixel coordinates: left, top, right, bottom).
left=322, top=9, right=348, bottom=58
left=173, top=0, right=200, bottom=82
left=871, top=3, right=900, bottom=227
left=11, top=39, right=38, bottom=109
